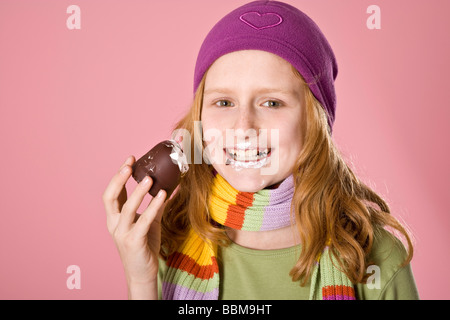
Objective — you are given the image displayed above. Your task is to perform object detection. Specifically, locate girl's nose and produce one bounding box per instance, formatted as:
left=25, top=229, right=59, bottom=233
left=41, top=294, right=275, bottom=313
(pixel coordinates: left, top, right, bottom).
left=233, top=106, right=258, bottom=132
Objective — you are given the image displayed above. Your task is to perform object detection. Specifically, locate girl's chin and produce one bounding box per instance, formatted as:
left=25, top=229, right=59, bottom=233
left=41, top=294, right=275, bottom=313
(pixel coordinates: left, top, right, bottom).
left=217, top=163, right=261, bottom=175
left=213, top=166, right=274, bottom=192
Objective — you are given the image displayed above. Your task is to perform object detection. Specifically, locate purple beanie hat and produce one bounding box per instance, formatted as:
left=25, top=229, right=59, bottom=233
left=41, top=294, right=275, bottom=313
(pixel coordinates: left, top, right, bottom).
left=193, top=0, right=338, bottom=134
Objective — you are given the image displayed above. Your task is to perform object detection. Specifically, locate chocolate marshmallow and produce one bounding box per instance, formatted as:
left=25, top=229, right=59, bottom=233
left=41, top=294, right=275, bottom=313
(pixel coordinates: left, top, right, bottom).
left=131, top=140, right=188, bottom=200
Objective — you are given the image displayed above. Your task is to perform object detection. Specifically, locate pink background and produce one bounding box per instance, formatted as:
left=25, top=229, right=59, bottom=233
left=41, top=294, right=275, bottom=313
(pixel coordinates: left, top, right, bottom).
left=0, top=0, right=448, bottom=300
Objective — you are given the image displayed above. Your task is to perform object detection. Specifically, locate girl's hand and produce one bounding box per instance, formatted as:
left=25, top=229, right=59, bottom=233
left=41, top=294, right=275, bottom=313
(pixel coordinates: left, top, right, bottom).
left=102, top=156, right=167, bottom=298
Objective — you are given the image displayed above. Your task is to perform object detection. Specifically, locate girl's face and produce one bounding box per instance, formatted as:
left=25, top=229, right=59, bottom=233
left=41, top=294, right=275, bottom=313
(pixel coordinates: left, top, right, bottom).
left=201, top=50, right=305, bottom=192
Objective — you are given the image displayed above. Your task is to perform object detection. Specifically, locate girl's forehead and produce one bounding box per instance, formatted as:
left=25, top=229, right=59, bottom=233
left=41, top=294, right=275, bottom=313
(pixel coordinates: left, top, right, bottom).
left=204, top=86, right=298, bottom=97
left=202, top=51, right=305, bottom=100
left=204, top=76, right=303, bottom=99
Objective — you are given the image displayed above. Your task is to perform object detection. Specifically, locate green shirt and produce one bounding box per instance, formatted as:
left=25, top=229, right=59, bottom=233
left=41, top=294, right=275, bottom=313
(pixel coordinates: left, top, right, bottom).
left=158, top=228, right=419, bottom=300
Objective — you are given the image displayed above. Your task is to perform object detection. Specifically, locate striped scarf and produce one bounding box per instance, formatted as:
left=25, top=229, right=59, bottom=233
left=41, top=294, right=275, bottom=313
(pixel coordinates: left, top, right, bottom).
left=161, top=171, right=356, bottom=300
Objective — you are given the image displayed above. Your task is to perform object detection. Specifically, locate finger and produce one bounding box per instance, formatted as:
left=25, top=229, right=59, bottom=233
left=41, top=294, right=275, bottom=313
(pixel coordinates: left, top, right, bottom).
left=102, top=156, right=135, bottom=215
left=117, top=175, right=154, bottom=233
left=134, top=189, right=167, bottom=237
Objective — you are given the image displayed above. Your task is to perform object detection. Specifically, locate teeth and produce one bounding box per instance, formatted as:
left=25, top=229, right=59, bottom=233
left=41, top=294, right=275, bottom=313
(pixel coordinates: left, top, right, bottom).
left=227, top=148, right=270, bottom=161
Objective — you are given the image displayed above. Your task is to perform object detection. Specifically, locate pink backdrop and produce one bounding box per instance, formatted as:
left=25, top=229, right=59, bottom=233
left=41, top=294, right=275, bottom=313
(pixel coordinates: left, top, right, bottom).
left=0, top=0, right=448, bottom=299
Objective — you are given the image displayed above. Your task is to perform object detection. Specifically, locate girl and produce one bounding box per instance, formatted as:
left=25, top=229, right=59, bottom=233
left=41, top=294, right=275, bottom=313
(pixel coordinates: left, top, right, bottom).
left=102, top=0, right=419, bottom=300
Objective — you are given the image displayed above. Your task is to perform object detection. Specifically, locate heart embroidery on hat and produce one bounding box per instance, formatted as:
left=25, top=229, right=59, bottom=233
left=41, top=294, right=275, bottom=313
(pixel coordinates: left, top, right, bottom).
left=239, top=11, right=283, bottom=30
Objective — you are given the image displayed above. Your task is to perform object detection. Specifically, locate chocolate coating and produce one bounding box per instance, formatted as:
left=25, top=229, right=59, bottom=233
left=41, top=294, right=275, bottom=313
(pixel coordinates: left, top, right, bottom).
left=131, top=140, right=186, bottom=200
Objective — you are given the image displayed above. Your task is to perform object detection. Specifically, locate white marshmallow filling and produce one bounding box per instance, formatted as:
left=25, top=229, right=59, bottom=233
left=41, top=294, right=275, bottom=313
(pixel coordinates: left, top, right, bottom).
left=225, top=148, right=271, bottom=161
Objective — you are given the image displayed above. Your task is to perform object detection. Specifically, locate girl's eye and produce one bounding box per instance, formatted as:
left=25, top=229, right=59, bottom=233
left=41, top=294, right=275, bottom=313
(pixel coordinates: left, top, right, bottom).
left=215, top=100, right=234, bottom=107
left=262, top=100, right=281, bottom=108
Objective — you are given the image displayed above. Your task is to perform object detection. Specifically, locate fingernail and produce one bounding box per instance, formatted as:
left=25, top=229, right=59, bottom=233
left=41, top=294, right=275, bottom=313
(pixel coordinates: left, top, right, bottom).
left=142, top=176, right=150, bottom=184
left=157, top=190, right=165, bottom=199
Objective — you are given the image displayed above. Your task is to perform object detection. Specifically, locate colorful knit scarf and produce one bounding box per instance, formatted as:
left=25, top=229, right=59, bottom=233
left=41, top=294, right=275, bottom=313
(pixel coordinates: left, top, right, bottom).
left=161, top=171, right=356, bottom=300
